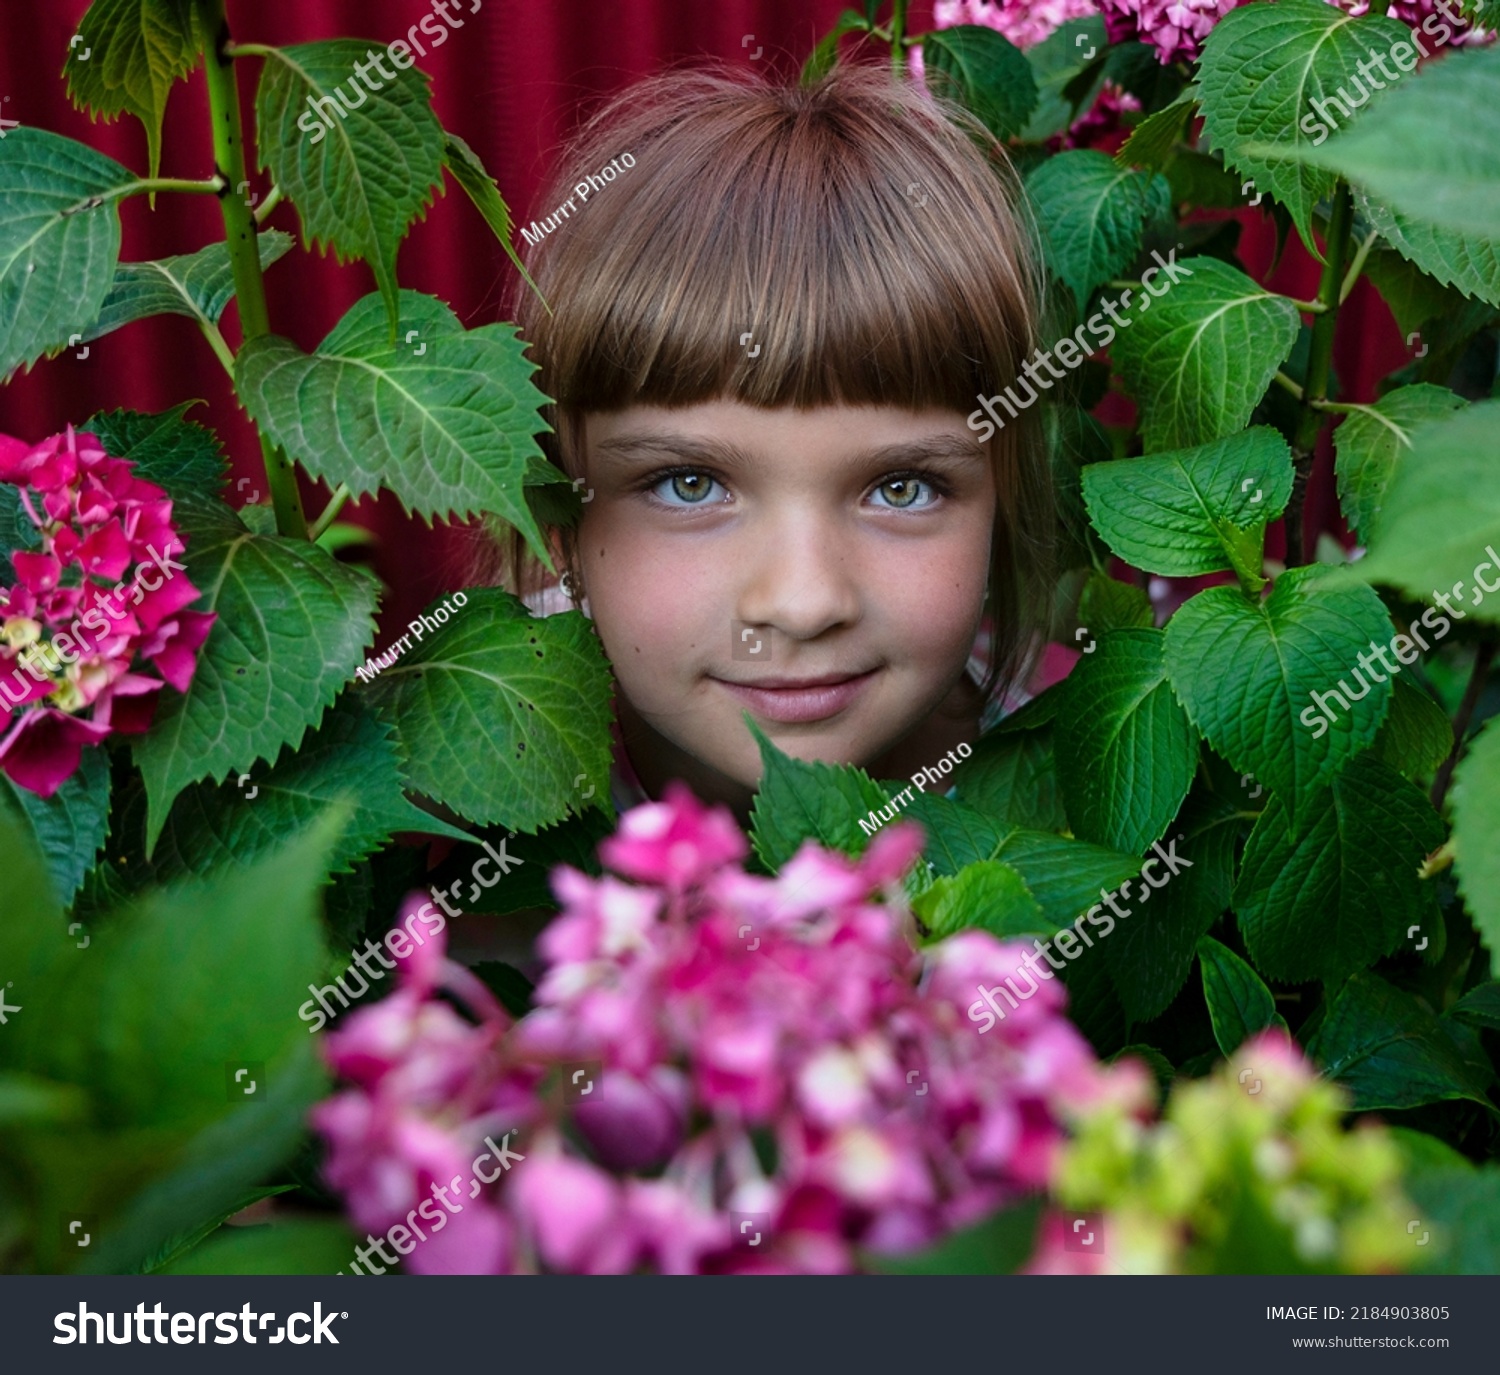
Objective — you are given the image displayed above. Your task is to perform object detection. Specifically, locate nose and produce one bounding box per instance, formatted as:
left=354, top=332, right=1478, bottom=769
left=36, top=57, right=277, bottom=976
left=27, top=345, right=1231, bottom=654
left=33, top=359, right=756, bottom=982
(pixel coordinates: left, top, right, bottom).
left=734, top=510, right=862, bottom=643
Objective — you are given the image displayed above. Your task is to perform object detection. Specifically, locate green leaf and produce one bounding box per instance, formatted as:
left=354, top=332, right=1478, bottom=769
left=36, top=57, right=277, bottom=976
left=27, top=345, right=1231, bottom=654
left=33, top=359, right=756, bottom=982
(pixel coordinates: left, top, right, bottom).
left=1404, top=1156, right=1500, bottom=1276
left=800, top=9, right=872, bottom=86
left=1374, top=675, right=1453, bottom=782
left=136, top=696, right=469, bottom=881
left=1234, top=754, right=1444, bottom=983
left=1333, top=385, right=1468, bottom=544
left=1197, top=934, right=1281, bottom=1056
left=1348, top=402, right=1500, bottom=624
left=81, top=232, right=294, bottom=344
left=904, top=793, right=1140, bottom=930
left=913, top=859, right=1048, bottom=943
left=1077, top=571, right=1154, bottom=635
left=253, top=39, right=445, bottom=332
left=1306, top=971, right=1494, bottom=1111
left=920, top=26, right=1039, bottom=142
left=1111, top=257, right=1300, bottom=452
left=865, top=1197, right=1041, bottom=1275
left=1081, top=427, right=1295, bottom=586
left=236, top=290, right=556, bottom=562
left=1025, top=151, right=1171, bottom=307
left=161, top=1218, right=356, bottom=1276
left=951, top=727, right=1067, bottom=831
left=747, top=718, right=894, bottom=872
left=441, top=134, right=544, bottom=307
left=1115, top=89, right=1198, bottom=173
left=1452, top=717, right=1500, bottom=960
left=132, top=496, right=380, bottom=851
left=83, top=403, right=229, bottom=502
left=0, top=747, right=109, bottom=907
left=1055, top=628, right=1199, bottom=855
left=1281, top=44, right=1500, bottom=242
left=1360, top=188, right=1500, bottom=310
left=64, top=0, right=206, bottom=182
left=1022, top=16, right=1109, bottom=144
left=366, top=588, right=613, bottom=833
left=1099, top=790, right=1238, bottom=1024
left=1163, top=566, right=1396, bottom=814
left=1197, top=0, right=1410, bottom=257
left=1450, top=982, right=1500, bottom=1033
left=0, top=128, right=133, bottom=379
left=131, top=1184, right=295, bottom=1274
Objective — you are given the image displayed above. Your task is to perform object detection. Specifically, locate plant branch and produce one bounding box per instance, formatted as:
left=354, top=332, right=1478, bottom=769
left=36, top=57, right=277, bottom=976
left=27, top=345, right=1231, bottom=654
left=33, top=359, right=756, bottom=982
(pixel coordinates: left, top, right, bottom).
left=309, top=485, right=353, bottom=543
left=1431, top=639, right=1497, bottom=811
left=253, top=185, right=284, bottom=223
left=196, top=319, right=237, bottom=378
left=890, top=0, right=908, bottom=76
left=1286, top=181, right=1354, bottom=569
left=1287, top=297, right=1328, bottom=315
left=110, top=175, right=225, bottom=201
left=203, top=2, right=307, bottom=540
left=1273, top=370, right=1304, bottom=400
left=1339, top=229, right=1378, bottom=305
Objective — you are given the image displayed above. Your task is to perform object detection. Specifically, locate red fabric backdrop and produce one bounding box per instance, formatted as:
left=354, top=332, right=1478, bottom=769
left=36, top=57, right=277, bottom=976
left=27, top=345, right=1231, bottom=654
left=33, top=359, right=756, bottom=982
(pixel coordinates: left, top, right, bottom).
left=0, top=1, right=1406, bottom=640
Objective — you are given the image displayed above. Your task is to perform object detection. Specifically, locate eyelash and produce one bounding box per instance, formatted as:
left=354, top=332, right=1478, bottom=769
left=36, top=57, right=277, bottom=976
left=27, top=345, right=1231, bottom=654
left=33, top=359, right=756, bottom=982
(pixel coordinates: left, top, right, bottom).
left=637, top=465, right=955, bottom=511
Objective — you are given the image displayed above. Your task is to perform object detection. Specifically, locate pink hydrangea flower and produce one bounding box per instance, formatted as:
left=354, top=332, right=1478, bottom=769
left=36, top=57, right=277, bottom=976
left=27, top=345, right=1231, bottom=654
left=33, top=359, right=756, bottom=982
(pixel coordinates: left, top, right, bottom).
left=312, top=789, right=1145, bottom=1274
left=0, top=426, right=213, bottom=796
left=931, top=0, right=1102, bottom=50
left=1098, top=1, right=1247, bottom=65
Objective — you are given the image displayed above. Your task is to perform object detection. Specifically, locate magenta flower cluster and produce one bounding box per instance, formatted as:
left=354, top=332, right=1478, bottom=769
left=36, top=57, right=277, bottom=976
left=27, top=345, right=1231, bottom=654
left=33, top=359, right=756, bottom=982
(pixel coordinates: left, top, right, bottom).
left=313, top=784, right=1146, bottom=1274
left=930, top=0, right=1102, bottom=50
left=1098, top=1, right=1248, bottom=64
left=0, top=427, right=213, bottom=797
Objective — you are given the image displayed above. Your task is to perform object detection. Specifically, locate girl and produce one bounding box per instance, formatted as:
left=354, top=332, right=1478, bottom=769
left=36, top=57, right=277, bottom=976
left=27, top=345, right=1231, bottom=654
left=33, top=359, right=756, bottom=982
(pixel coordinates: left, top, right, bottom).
left=500, top=64, right=1054, bottom=824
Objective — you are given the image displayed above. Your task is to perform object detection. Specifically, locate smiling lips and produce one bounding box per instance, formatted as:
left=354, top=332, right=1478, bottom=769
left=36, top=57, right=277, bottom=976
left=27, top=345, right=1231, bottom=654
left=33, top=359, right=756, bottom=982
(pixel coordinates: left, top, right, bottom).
left=715, top=669, right=878, bottom=724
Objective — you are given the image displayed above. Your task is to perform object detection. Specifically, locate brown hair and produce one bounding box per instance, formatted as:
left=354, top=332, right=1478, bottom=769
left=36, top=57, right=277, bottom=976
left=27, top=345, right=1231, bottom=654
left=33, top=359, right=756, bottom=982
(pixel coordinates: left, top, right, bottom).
left=493, top=61, right=1053, bottom=706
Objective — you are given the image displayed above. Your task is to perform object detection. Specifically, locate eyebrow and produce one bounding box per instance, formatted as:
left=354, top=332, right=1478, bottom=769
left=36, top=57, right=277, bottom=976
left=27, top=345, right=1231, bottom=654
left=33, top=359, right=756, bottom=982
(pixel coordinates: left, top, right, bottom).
left=590, top=430, right=988, bottom=471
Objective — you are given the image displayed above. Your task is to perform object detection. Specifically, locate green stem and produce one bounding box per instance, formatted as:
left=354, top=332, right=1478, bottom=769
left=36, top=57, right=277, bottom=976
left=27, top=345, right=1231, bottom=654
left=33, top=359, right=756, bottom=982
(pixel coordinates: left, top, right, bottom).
left=202, top=3, right=307, bottom=540
left=253, top=184, right=284, bottom=223
left=1287, top=297, right=1328, bottom=315
left=197, top=319, right=236, bottom=378
left=1432, top=640, right=1497, bottom=811
left=1339, top=229, right=1378, bottom=305
left=113, top=176, right=225, bottom=200
left=890, top=0, right=908, bottom=76
left=1286, top=181, right=1354, bottom=569
left=1273, top=370, right=1305, bottom=401
left=308, top=485, right=352, bottom=542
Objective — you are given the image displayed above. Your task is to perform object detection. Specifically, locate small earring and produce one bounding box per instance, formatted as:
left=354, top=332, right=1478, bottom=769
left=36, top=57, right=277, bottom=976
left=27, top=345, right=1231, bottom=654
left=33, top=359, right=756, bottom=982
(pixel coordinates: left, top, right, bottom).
left=560, top=572, right=579, bottom=599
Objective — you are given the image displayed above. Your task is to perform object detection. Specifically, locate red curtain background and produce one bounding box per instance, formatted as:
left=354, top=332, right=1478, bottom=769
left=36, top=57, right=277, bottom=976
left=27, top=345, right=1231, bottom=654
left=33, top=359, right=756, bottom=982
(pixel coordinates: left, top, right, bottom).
left=0, top=1, right=1406, bottom=642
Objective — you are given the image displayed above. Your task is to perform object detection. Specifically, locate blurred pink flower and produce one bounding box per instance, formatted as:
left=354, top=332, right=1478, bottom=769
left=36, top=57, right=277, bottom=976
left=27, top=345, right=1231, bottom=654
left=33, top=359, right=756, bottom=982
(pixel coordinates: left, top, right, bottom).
left=0, top=426, right=213, bottom=796
left=313, top=790, right=1142, bottom=1274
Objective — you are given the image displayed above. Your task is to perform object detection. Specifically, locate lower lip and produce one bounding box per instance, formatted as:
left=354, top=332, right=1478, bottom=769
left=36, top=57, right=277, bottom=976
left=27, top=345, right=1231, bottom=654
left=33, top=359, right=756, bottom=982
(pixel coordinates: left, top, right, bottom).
left=715, top=671, right=877, bottom=725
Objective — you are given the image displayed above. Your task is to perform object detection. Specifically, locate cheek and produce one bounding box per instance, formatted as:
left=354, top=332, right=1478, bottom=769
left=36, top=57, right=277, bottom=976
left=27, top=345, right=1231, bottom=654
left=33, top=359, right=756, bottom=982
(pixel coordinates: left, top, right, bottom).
left=873, top=526, right=991, bottom=662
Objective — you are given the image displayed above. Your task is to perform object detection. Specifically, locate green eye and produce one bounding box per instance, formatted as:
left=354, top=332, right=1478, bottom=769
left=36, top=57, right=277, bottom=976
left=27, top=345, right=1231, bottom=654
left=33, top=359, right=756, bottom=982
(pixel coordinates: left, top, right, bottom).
left=874, top=477, right=932, bottom=509
left=669, top=473, right=714, bottom=503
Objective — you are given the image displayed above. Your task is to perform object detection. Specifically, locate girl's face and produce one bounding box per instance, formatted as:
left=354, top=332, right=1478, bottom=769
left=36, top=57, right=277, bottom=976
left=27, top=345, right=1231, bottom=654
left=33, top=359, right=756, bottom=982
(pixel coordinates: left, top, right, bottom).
left=573, top=400, right=996, bottom=795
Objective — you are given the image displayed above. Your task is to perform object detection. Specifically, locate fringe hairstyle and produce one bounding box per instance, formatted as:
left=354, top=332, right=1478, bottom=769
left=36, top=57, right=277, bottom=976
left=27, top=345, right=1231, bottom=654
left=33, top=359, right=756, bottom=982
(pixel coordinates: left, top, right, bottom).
left=489, top=62, right=1054, bottom=707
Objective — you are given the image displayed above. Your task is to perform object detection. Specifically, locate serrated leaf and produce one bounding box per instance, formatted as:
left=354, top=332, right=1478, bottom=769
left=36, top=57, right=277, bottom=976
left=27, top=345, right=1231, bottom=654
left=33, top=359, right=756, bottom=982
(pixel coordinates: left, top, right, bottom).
left=903, top=793, right=1139, bottom=929
left=747, top=718, right=893, bottom=872
left=1281, top=44, right=1500, bottom=242
left=952, top=727, right=1067, bottom=831
left=236, top=291, right=555, bottom=561
left=1197, top=0, right=1409, bottom=258
left=253, top=40, right=445, bottom=332
left=921, top=25, right=1038, bottom=142
left=913, top=859, right=1048, bottom=943
left=83, top=403, right=228, bottom=502
left=1081, top=427, right=1295, bottom=584
left=1077, top=572, right=1154, bottom=634
left=1111, top=257, right=1300, bottom=452
left=1374, top=675, right=1453, bottom=782
left=132, top=696, right=469, bottom=882
left=1333, top=384, right=1468, bottom=543
left=1022, top=16, right=1109, bottom=144
left=63, top=0, right=206, bottom=182
left=81, top=232, right=293, bottom=344
left=0, top=746, right=109, bottom=906
left=1115, top=89, right=1198, bottom=172
left=132, top=497, right=379, bottom=851
left=1164, top=566, right=1395, bottom=814
left=1098, top=790, right=1238, bottom=1025
left=1197, top=934, right=1281, bottom=1056
left=1306, top=971, right=1494, bottom=1111
left=1360, top=188, right=1500, bottom=309
left=0, top=128, right=133, bottom=379
left=1452, top=717, right=1500, bottom=960
left=1055, top=628, right=1199, bottom=855
left=366, top=588, right=612, bottom=833
left=1234, top=754, right=1444, bottom=983
left=1361, top=239, right=1479, bottom=339
left=441, top=134, right=544, bottom=308
left=1347, top=402, right=1500, bottom=623
left=1026, top=151, right=1172, bottom=307
left=1450, top=982, right=1500, bottom=1033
